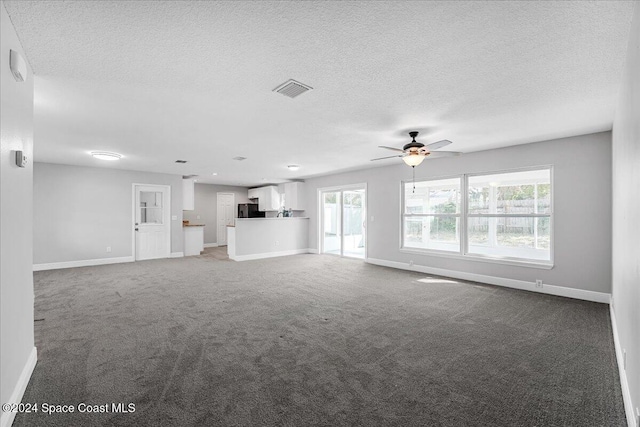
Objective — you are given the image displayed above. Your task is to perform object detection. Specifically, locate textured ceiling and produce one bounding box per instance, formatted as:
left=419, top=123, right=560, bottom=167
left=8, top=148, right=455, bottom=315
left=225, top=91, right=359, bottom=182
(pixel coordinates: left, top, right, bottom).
left=3, top=1, right=635, bottom=186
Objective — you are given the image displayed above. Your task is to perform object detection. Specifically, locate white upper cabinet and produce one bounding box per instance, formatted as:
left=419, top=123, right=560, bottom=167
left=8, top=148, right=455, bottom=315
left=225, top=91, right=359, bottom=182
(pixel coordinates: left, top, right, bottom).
left=249, top=186, right=280, bottom=211
left=259, top=186, right=281, bottom=211
left=284, top=182, right=305, bottom=211
left=247, top=188, right=259, bottom=200
left=182, top=178, right=194, bottom=211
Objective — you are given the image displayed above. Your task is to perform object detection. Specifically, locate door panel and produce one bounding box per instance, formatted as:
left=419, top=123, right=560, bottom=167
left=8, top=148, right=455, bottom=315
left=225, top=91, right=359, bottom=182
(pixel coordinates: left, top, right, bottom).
left=217, top=193, right=235, bottom=246
left=135, top=185, right=170, bottom=260
left=342, top=190, right=365, bottom=259
left=321, top=188, right=366, bottom=259
left=321, top=191, right=342, bottom=255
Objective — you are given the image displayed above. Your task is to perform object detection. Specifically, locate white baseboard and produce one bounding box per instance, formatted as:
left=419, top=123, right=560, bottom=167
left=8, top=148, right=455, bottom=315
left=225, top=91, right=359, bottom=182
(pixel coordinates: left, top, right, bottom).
left=307, top=248, right=319, bottom=254
left=366, top=258, right=611, bottom=304
left=230, top=248, right=310, bottom=262
left=204, top=243, right=219, bottom=248
left=33, top=256, right=134, bottom=271
left=0, top=347, right=37, bottom=427
left=610, top=304, right=637, bottom=427
left=169, top=252, right=184, bottom=258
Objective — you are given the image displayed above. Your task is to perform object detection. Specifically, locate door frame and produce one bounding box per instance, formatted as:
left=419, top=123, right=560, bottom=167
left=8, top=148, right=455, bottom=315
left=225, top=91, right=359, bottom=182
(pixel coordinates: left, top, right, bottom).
left=216, top=192, right=235, bottom=246
left=317, top=183, right=367, bottom=260
left=131, top=183, right=172, bottom=260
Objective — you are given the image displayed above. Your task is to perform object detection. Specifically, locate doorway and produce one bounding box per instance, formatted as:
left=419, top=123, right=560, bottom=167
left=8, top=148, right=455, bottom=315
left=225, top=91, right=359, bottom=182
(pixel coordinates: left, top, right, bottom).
left=320, top=185, right=366, bottom=259
left=133, top=184, right=171, bottom=260
left=217, top=193, right=235, bottom=246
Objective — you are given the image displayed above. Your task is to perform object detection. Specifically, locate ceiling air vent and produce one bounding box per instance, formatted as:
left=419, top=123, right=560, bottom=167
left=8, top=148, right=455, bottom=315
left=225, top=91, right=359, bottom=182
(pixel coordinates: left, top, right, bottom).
left=233, top=156, right=247, bottom=161
left=273, top=79, right=313, bottom=98
left=175, top=160, right=187, bottom=163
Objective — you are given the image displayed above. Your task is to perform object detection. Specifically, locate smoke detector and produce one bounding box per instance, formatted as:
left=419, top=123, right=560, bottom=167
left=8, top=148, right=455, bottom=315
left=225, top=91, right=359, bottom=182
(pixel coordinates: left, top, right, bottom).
left=273, top=79, right=313, bottom=98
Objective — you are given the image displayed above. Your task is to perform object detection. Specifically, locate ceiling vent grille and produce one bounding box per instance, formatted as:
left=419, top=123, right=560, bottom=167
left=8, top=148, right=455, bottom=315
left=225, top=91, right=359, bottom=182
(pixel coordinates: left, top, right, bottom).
left=175, top=160, right=188, bottom=163
left=273, top=79, right=313, bottom=98
left=233, top=156, right=247, bottom=161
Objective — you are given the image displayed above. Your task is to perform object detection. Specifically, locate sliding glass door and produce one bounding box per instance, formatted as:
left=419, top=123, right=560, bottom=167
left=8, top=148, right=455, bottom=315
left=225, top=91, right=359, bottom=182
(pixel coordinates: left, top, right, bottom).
left=321, top=186, right=366, bottom=259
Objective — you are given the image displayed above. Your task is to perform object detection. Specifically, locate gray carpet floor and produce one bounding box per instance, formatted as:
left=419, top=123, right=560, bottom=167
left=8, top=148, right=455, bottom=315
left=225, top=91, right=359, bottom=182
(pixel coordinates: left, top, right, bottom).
left=16, top=254, right=626, bottom=426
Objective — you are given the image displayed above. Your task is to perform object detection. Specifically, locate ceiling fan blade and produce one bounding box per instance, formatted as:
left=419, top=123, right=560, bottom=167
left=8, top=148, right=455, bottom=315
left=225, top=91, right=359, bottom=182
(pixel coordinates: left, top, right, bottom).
left=370, top=154, right=404, bottom=161
left=426, top=151, right=462, bottom=158
left=425, top=139, right=453, bottom=150
left=378, top=145, right=405, bottom=153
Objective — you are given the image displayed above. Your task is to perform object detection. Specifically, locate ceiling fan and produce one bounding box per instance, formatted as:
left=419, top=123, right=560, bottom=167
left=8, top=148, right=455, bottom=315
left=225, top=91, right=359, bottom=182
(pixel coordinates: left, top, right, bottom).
left=371, top=131, right=460, bottom=166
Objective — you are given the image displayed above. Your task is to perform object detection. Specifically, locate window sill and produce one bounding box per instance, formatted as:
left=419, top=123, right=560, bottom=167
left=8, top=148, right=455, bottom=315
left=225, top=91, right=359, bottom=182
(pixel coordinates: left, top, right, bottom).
left=399, top=247, right=554, bottom=270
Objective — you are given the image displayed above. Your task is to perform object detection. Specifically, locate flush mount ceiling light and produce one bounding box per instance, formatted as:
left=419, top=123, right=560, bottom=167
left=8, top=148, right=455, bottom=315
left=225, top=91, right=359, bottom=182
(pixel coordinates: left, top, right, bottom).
left=91, top=151, right=122, bottom=161
left=287, top=165, right=300, bottom=171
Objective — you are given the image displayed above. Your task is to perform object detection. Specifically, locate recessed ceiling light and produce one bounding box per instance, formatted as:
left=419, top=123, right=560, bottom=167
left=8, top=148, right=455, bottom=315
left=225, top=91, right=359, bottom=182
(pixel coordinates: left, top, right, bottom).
left=91, top=151, right=122, bottom=161
left=287, top=165, right=300, bottom=171
left=212, top=172, right=218, bottom=176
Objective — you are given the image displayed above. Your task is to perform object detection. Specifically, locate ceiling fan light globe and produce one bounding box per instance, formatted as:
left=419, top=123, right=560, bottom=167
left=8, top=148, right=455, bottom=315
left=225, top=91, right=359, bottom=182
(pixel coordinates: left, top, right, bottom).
left=403, top=154, right=425, bottom=167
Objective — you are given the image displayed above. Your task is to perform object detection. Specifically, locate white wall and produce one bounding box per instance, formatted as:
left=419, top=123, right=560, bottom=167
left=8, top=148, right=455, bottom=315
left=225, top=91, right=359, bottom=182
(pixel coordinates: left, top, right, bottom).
left=304, top=132, right=612, bottom=294
left=182, top=183, right=249, bottom=245
left=0, top=2, right=36, bottom=426
left=33, top=162, right=184, bottom=264
left=612, top=3, right=640, bottom=425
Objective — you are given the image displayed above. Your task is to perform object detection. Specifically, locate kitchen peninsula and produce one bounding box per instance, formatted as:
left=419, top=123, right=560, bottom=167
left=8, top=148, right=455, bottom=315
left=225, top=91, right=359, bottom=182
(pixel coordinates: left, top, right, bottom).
left=227, top=217, right=309, bottom=261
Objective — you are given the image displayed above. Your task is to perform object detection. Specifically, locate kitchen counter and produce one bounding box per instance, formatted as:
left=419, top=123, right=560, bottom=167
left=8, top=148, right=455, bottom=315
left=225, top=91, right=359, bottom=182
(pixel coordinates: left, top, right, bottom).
left=184, top=224, right=205, bottom=256
left=227, top=217, right=309, bottom=261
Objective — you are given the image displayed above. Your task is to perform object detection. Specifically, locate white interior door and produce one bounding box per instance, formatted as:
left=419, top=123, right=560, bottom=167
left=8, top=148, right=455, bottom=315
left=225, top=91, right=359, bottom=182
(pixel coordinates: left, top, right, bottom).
left=217, top=193, right=235, bottom=246
left=134, top=185, right=171, bottom=260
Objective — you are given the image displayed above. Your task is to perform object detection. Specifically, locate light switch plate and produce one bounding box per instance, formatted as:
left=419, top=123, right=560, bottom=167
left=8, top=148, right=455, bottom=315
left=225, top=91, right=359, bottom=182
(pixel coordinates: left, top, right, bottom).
left=15, top=151, right=28, bottom=168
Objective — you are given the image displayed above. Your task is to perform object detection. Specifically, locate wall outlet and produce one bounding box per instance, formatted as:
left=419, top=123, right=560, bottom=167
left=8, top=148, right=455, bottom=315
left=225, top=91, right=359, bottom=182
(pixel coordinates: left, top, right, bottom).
left=409, top=260, right=414, bottom=266
left=106, top=246, right=111, bottom=253
left=535, top=279, right=543, bottom=288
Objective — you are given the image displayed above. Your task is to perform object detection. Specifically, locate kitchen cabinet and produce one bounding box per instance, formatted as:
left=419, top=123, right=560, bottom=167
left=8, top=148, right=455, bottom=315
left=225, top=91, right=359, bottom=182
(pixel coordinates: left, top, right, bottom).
left=248, top=185, right=280, bottom=211
left=247, top=188, right=259, bottom=200
left=182, top=178, right=194, bottom=210
left=284, top=182, right=305, bottom=211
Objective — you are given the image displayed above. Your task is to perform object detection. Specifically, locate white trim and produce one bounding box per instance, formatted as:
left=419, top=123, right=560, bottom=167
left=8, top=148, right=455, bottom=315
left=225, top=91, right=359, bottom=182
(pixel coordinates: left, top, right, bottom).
left=170, top=252, right=184, bottom=258
left=307, top=248, right=319, bottom=254
left=230, top=248, right=310, bottom=262
left=33, top=256, right=134, bottom=271
left=610, top=304, right=637, bottom=427
left=204, top=243, right=219, bottom=248
left=366, top=257, right=610, bottom=303
left=0, top=347, right=37, bottom=427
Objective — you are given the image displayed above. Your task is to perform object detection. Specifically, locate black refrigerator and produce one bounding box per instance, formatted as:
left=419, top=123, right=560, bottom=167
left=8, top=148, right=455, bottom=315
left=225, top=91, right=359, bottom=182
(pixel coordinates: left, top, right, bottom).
left=238, top=203, right=265, bottom=218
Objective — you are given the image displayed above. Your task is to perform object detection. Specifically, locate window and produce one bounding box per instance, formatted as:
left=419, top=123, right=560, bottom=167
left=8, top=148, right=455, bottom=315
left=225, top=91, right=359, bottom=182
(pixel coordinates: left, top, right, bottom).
left=467, top=169, right=551, bottom=262
left=403, top=177, right=461, bottom=252
left=402, top=167, right=552, bottom=265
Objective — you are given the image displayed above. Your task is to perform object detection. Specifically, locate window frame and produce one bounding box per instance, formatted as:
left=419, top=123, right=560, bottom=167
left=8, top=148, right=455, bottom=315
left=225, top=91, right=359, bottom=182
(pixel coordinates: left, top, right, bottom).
left=400, top=166, right=554, bottom=269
